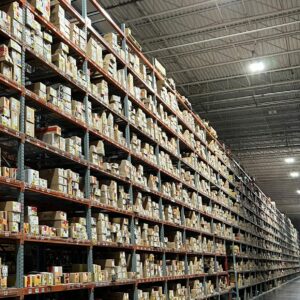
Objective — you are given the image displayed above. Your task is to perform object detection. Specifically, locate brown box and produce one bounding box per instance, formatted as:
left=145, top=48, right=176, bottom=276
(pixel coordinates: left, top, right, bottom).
left=0, top=201, right=21, bottom=212
left=38, top=211, right=67, bottom=221
left=25, top=106, right=35, bottom=123
left=25, top=121, right=35, bottom=137
left=69, top=272, right=79, bottom=283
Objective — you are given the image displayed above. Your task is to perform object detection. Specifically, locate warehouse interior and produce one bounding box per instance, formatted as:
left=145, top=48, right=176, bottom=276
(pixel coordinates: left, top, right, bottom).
left=0, top=0, right=299, bottom=299
left=84, top=0, right=300, bottom=231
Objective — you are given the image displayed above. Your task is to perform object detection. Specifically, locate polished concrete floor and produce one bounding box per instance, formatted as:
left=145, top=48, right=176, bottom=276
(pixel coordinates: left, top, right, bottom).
left=258, top=277, right=300, bottom=299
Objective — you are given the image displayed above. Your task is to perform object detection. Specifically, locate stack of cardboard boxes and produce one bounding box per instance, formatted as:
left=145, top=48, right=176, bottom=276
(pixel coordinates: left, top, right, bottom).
left=202, top=237, right=214, bottom=253
left=168, top=284, right=188, bottom=300
left=0, top=258, right=8, bottom=288
left=92, top=112, right=126, bottom=146
left=206, top=280, right=216, bottom=296
left=0, top=97, right=20, bottom=131
left=109, top=95, right=123, bottom=115
left=39, top=168, right=83, bottom=198
left=3, top=2, right=22, bottom=40
left=137, top=287, right=166, bottom=300
left=29, top=0, right=50, bottom=21
left=94, top=213, right=130, bottom=245
left=96, top=180, right=130, bottom=210
left=89, top=140, right=105, bottom=166
left=0, top=8, right=11, bottom=34
left=25, top=169, right=48, bottom=188
left=103, top=54, right=117, bottom=79
left=188, top=257, right=204, bottom=275
left=70, top=22, right=86, bottom=51
left=23, top=265, right=93, bottom=288
left=24, top=206, right=39, bottom=235
left=161, top=182, right=181, bottom=201
left=159, top=151, right=179, bottom=176
left=200, top=217, right=211, bottom=233
left=104, top=33, right=126, bottom=62
left=135, top=221, right=161, bottom=248
left=165, top=231, right=183, bottom=250
left=87, top=37, right=103, bottom=67
left=137, top=253, right=163, bottom=279
left=186, top=236, right=202, bottom=253
left=166, top=259, right=185, bottom=276
left=25, top=7, right=52, bottom=63
left=25, top=106, right=35, bottom=137
left=190, top=280, right=205, bottom=299
left=69, top=217, right=88, bottom=240
left=185, top=211, right=199, bottom=229
left=96, top=251, right=129, bottom=281
left=164, top=205, right=181, bottom=226
left=0, top=201, right=21, bottom=233
left=133, top=193, right=160, bottom=220
left=51, top=3, right=70, bottom=39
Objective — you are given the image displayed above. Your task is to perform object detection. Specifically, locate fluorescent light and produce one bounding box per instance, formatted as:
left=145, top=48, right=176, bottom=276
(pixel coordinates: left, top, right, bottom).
left=290, top=171, right=299, bottom=178
left=297, top=190, right=300, bottom=195
left=249, top=61, right=265, bottom=73
left=285, top=157, right=295, bottom=164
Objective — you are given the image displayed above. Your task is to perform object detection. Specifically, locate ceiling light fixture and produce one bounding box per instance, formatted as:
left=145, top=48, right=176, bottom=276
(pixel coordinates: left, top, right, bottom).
left=249, top=61, right=265, bottom=73
left=290, top=171, right=299, bottom=178
left=297, top=190, right=300, bottom=195
left=285, top=157, right=295, bottom=164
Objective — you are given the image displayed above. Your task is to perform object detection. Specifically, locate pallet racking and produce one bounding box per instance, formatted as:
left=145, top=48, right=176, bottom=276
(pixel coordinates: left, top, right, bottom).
left=0, top=0, right=298, bottom=299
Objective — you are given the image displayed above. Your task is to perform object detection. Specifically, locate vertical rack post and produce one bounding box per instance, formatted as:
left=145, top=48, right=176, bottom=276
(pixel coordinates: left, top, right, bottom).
left=122, top=23, right=137, bottom=279
left=81, top=1, right=93, bottom=299
left=16, top=1, right=26, bottom=289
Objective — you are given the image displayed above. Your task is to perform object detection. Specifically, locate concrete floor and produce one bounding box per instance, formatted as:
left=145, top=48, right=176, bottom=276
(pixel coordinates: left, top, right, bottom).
left=258, top=277, right=300, bottom=299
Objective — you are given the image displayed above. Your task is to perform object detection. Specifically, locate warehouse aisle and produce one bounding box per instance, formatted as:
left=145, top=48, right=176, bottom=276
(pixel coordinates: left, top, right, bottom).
left=259, top=277, right=300, bottom=299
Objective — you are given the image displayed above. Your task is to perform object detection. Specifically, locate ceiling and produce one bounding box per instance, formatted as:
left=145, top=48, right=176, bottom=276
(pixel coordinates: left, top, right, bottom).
left=83, top=0, right=300, bottom=228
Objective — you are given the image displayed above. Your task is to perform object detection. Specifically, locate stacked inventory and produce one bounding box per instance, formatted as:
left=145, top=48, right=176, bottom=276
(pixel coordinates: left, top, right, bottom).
left=0, top=1, right=298, bottom=300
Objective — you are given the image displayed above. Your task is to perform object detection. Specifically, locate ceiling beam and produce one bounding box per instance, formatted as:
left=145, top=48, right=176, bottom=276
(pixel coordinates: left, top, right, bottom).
left=142, top=7, right=300, bottom=44
left=188, top=78, right=300, bottom=98
left=170, top=49, right=300, bottom=76
left=178, top=65, right=300, bottom=87
left=197, top=97, right=300, bottom=114
left=158, top=30, right=300, bottom=60
left=144, top=20, right=300, bottom=54
left=193, top=89, right=300, bottom=107
left=123, top=0, right=225, bottom=24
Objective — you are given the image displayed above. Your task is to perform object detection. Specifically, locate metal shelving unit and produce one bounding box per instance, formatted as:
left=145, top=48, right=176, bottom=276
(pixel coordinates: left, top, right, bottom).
left=0, top=0, right=298, bottom=299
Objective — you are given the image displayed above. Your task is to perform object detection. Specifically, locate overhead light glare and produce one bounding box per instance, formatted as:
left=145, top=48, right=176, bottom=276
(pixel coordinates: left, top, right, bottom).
left=249, top=61, right=265, bottom=73
left=297, top=190, right=300, bottom=195
left=285, top=157, right=295, bottom=164
left=290, top=171, right=299, bottom=178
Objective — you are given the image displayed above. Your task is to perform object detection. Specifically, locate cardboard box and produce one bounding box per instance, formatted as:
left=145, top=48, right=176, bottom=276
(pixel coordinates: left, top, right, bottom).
left=25, top=106, right=35, bottom=123
left=69, top=272, right=79, bottom=283
left=7, top=212, right=20, bottom=222
left=8, top=221, right=19, bottom=232
left=25, top=169, right=40, bottom=186
left=42, top=220, right=68, bottom=229
left=25, top=121, right=35, bottom=137
left=0, top=61, right=12, bottom=80
left=10, top=111, right=19, bottom=131
left=10, top=97, right=20, bottom=112
left=56, top=228, right=68, bottom=238
left=0, top=201, right=21, bottom=212
left=49, top=266, right=63, bottom=276
left=6, top=1, right=23, bottom=23
left=25, top=215, right=39, bottom=225
left=38, top=211, right=67, bottom=221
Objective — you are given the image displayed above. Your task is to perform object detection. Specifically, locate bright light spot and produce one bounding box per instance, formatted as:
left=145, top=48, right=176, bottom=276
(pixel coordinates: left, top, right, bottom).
left=249, top=61, right=265, bottom=73
left=297, top=190, right=300, bottom=195
left=285, top=157, right=295, bottom=164
left=290, top=171, right=299, bottom=178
